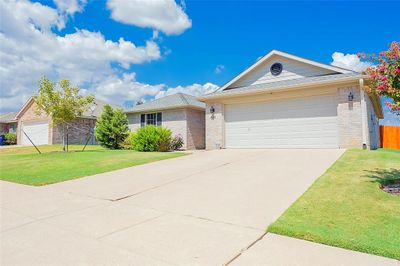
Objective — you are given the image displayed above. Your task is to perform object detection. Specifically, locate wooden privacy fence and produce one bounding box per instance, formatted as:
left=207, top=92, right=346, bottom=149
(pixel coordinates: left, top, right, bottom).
left=380, top=126, right=400, bottom=149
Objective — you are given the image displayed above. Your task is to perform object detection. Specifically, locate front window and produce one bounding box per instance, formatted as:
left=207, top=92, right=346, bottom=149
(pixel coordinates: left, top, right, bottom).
left=141, top=112, right=162, bottom=127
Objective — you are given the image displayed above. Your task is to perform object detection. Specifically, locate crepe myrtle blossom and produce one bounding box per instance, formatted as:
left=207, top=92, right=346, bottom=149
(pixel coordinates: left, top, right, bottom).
left=359, top=41, right=400, bottom=114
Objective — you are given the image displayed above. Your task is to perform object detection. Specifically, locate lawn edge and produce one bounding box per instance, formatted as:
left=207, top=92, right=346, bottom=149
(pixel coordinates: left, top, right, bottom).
left=267, top=224, right=400, bottom=260
left=1, top=151, right=190, bottom=186
left=266, top=149, right=400, bottom=261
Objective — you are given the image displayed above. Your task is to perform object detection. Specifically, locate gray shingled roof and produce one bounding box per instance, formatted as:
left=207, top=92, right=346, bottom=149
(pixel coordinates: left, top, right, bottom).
left=201, top=73, right=363, bottom=99
left=125, top=93, right=205, bottom=113
left=0, top=112, right=17, bottom=123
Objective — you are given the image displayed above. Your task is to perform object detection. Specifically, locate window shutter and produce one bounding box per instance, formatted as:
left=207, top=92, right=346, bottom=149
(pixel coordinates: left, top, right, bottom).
left=140, top=114, right=145, bottom=127
left=157, top=112, right=162, bottom=126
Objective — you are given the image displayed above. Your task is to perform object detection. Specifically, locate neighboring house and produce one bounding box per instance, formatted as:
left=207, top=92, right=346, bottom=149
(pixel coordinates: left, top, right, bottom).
left=125, top=93, right=205, bottom=150
left=15, top=97, right=112, bottom=146
left=198, top=50, right=383, bottom=150
left=0, top=112, right=18, bottom=133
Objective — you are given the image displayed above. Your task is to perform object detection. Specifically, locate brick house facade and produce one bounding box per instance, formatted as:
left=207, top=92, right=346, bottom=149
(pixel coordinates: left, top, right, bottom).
left=126, top=93, right=205, bottom=150
left=198, top=50, right=383, bottom=150
left=15, top=98, right=107, bottom=145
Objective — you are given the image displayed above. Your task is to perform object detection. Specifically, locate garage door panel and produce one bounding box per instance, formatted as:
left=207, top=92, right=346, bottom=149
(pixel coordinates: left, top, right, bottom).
left=225, top=95, right=338, bottom=149
left=22, top=121, right=49, bottom=145
left=226, top=98, right=337, bottom=122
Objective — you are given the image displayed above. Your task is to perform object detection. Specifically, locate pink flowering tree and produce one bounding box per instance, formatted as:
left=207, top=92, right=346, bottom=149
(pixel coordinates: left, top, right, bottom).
left=359, top=41, right=400, bottom=115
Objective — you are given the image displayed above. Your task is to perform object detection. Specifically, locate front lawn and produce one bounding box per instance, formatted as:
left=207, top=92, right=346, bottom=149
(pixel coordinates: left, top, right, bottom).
left=0, top=145, right=186, bottom=186
left=268, top=149, right=400, bottom=260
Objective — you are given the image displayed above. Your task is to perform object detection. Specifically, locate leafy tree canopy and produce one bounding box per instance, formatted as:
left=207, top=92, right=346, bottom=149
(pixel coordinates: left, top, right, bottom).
left=360, top=41, right=400, bottom=115
left=34, top=77, right=94, bottom=125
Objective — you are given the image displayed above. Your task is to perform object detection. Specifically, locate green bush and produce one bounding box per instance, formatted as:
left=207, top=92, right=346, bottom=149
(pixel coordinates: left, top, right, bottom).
left=122, top=132, right=136, bottom=150
left=133, top=125, right=172, bottom=152
left=171, top=135, right=184, bottom=150
left=3, top=132, right=17, bottom=145
left=157, top=127, right=173, bottom=152
left=95, top=105, right=129, bottom=149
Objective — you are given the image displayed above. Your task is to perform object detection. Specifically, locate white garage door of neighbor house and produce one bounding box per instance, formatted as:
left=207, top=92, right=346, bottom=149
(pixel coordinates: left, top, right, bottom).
left=22, top=121, right=49, bottom=145
left=225, top=95, right=338, bottom=149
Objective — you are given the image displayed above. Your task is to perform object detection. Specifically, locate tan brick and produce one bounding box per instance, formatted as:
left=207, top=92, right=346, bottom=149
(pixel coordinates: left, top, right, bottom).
left=205, top=103, right=224, bottom=150
left=127, top=108, right=205, bottom=150
left=337, top=86, right=363, bottom=148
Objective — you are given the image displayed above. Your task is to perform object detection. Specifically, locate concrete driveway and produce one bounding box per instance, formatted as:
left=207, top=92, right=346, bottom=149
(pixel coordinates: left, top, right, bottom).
left=1, top=149, right=397, bottom=265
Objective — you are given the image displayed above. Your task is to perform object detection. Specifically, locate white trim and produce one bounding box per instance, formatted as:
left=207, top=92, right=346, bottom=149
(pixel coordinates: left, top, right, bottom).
left=217, top=50, right=353, bottom=92
left=359, top=78, right=369, bottom=149
left=15, top=97, right=34, bottom=119
left=140, top=112, right=162, bottom=127
left=199, top=75, right=363, bottom=101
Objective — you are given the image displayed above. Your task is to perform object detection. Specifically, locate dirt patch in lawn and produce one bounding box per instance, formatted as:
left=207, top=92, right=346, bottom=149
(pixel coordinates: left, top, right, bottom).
left=381, top=181, right=400, bottom=196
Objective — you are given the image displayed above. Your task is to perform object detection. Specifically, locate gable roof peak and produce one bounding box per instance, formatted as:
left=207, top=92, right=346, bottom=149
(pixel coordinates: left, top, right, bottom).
left=218, top=49, right=354, bottom=91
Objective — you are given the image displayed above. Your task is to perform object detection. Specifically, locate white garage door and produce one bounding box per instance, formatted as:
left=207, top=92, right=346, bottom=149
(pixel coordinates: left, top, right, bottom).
left=225, top=95, right=338, bottom=148
left=22, top=121, right=49, bottom=145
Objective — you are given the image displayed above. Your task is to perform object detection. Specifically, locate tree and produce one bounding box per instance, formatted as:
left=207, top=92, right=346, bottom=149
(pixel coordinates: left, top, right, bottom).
left=34, top=77, right=94, bottom=151
left=360, top=41, right=400, bottom=115
left=95, top=105, right=129, bottom=149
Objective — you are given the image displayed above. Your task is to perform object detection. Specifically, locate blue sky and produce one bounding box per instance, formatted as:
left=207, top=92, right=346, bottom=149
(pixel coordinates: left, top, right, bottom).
left=1, top=0, right=399, bottom=124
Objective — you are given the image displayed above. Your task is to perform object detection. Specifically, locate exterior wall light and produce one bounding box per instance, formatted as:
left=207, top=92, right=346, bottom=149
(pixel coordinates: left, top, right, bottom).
left=210, top=106, right=215, bottom=114
left=210, top=106, right=215, bottom=120
left=348, top=92, right=354, bottom=102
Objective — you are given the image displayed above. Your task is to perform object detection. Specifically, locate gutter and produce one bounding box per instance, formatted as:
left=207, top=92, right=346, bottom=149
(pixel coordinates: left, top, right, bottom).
left=198, top=75, right=367, bottom=101
left=124, top=104, right=205, bottom=114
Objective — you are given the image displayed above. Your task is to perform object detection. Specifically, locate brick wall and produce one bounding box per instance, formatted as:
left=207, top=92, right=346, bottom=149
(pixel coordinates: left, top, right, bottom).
left=0, top=123, right=10, bottom=133
left=186, top=109, right=205, bottom=149
left=53, top=118, right=96, bottom=145
left=127, top=109, right=189, bottom=149
left=337, top=86, right=363, bottom=148
left=205, top=103, right=224, bottom=150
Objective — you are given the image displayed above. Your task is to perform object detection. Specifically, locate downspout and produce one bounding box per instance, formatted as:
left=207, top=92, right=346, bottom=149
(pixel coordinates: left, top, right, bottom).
left=359, top=78, right=369, bottom=149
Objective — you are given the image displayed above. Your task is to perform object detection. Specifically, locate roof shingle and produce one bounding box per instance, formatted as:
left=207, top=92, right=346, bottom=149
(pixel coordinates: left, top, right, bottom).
left=0, top=112, right=17, bottom=123
left=125, top=93, right=205, bottom=113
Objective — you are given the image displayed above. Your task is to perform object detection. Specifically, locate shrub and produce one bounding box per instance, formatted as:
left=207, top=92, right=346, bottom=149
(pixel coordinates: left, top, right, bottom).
left=122, top=132, right=136, bottom=150
left=171, top=135, right=184, bottom=150
left=157, top=127, right=172, bottom=152
left=95, top=105, right=129, bottom=149
left=4, top=132, right=17, bottom=145
left=134, top=125, right=172, bottom=152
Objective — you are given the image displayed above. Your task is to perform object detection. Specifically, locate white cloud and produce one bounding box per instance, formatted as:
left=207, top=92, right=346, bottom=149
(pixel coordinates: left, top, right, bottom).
left=0, top=0, right=213, bottom=113
left=92, top=73, right=164, bottom=106
left=155, top=82, right=219, bottom=99
left=0, top=0, right=161, bottom=113
left=53, top=0, right=87, bottom=15
left=107, top=0, right=192, bottom=35
left=331, top=52, right=373, bottom=73
left=214, top=64, right=225, bottom=74
left=92, top=73, right=218, bottom=107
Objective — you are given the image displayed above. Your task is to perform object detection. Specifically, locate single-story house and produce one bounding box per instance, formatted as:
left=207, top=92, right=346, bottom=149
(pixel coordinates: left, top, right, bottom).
left=0, top=112, right=18, bottom=133
left=15, top=97, right=111, bottom=146
left=198, top=50, right=383, bottom=150
left=125, top=93, right=205, bottom=150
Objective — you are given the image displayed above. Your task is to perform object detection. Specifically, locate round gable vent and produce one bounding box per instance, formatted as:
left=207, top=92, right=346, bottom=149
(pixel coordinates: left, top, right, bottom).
left=270, top=63, right=283, bottom=76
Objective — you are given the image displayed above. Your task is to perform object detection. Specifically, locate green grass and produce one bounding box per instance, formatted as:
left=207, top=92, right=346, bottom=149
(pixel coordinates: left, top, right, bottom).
left=0, top=145, right=187, bottom=186
left=268, top=149, right=400, bottom=260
